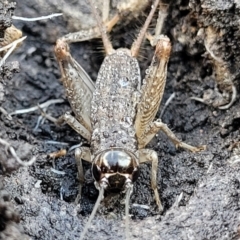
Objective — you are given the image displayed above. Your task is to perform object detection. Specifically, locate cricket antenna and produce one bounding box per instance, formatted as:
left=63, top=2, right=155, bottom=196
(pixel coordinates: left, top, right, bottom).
left=125, top=184, right=133, bottom=240
left=80, top=186, right=105, bottom=240
left=131, top=0, right=160, bottom=57
left=88, top=0, right=114, bottom=55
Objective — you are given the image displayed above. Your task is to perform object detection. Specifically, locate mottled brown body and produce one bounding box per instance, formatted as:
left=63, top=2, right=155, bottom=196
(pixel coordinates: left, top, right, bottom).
left=91, top=49, right=140, bottom=155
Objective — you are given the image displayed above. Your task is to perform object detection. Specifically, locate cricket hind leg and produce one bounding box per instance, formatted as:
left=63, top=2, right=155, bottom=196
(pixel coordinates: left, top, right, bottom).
left=134, top=1, right=171, bottom=139
left=135, top=36, right=205, bottom=150
left=54, top=33, right=95, bottom=134
left=130, top=0, right=161, bottom=57
left=59, top=0, right=118, bottom=49
left=135, top=35, right=171, bottom=142
left=146, top=1, right=169, bottom=47
left=88, top=0, right=114, bottom=54
left=60, top=13, right=119, bottom=45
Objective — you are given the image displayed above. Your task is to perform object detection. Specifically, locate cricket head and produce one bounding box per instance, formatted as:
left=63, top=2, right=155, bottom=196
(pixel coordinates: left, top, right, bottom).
left=80, top=150, right=136, bottom=240
left=92, top=148, right=140, bottom=191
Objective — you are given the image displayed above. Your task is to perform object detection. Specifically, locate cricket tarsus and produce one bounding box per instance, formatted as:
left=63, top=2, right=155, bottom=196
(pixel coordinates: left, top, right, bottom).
left=53, top=0, right=205, bottom=239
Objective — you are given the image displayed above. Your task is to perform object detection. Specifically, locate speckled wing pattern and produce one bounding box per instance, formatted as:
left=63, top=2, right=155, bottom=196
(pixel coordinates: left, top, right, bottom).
left=90, top=49, right=141, bottom=156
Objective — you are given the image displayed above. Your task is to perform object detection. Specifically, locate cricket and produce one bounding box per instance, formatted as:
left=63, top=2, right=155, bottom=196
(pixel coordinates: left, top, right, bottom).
left=54, top=0, right=205, bottom=239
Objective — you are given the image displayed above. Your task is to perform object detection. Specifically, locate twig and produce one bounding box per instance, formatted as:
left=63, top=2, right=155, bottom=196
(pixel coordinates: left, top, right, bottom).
left=0, top=36, right=26, bottom=52
left=33, top=115, right=44, bottom=132
left=160, top=92, right=175, bottom=118
left=12, top=13, right=63, bottom=22
left=218, top=85, right=237, bottom=110
left=50, top=168, right=66, bottom=175
left=48, top=149, right=67, bottom=159
left=10, top=99, right=64, bottom=115
left=0, top=138, right=36, bottom=167
left=37, top=104, right=58, bottom=123
left=0, top=36, right=27, bottom=68
left=44, top=140, right=69, bottom=146
left=69, top=143, right=81, bottom=152
left=0, top=107, right=12, bottom=120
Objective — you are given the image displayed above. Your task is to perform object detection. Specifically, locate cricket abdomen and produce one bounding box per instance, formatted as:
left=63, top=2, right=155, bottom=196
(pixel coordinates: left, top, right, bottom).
left=91, top=49, right=141, bottom=155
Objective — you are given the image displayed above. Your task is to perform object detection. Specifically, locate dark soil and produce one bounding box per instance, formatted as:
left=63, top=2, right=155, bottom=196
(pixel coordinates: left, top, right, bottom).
left=1, top=0, right=240, bottom=240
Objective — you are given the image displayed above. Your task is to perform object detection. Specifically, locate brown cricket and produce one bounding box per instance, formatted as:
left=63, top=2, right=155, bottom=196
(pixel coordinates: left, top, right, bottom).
left=54, top=0, right=205, bottom=239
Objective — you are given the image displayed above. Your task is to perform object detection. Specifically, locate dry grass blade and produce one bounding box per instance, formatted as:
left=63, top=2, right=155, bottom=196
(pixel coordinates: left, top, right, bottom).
left=0, top=138, right=36, bottom=167
left=0, top=36, right=27, bottom=68
left=12, top=13, right=63, bottom=21
left=10, top=99, right=64, bottom=115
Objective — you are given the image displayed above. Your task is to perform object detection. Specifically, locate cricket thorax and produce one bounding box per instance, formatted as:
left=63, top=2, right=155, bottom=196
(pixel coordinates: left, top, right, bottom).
left=92, top=148, right=139, bottom=190
left=91, top=49, right=141, bottom=155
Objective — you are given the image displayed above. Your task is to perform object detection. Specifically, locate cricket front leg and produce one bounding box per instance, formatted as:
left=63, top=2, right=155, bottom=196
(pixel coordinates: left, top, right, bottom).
left=137, top=148, right=163, bottom=212
left=74, top=147, right=92, bottom=204
left=138, top=118, right=206, bottom=152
